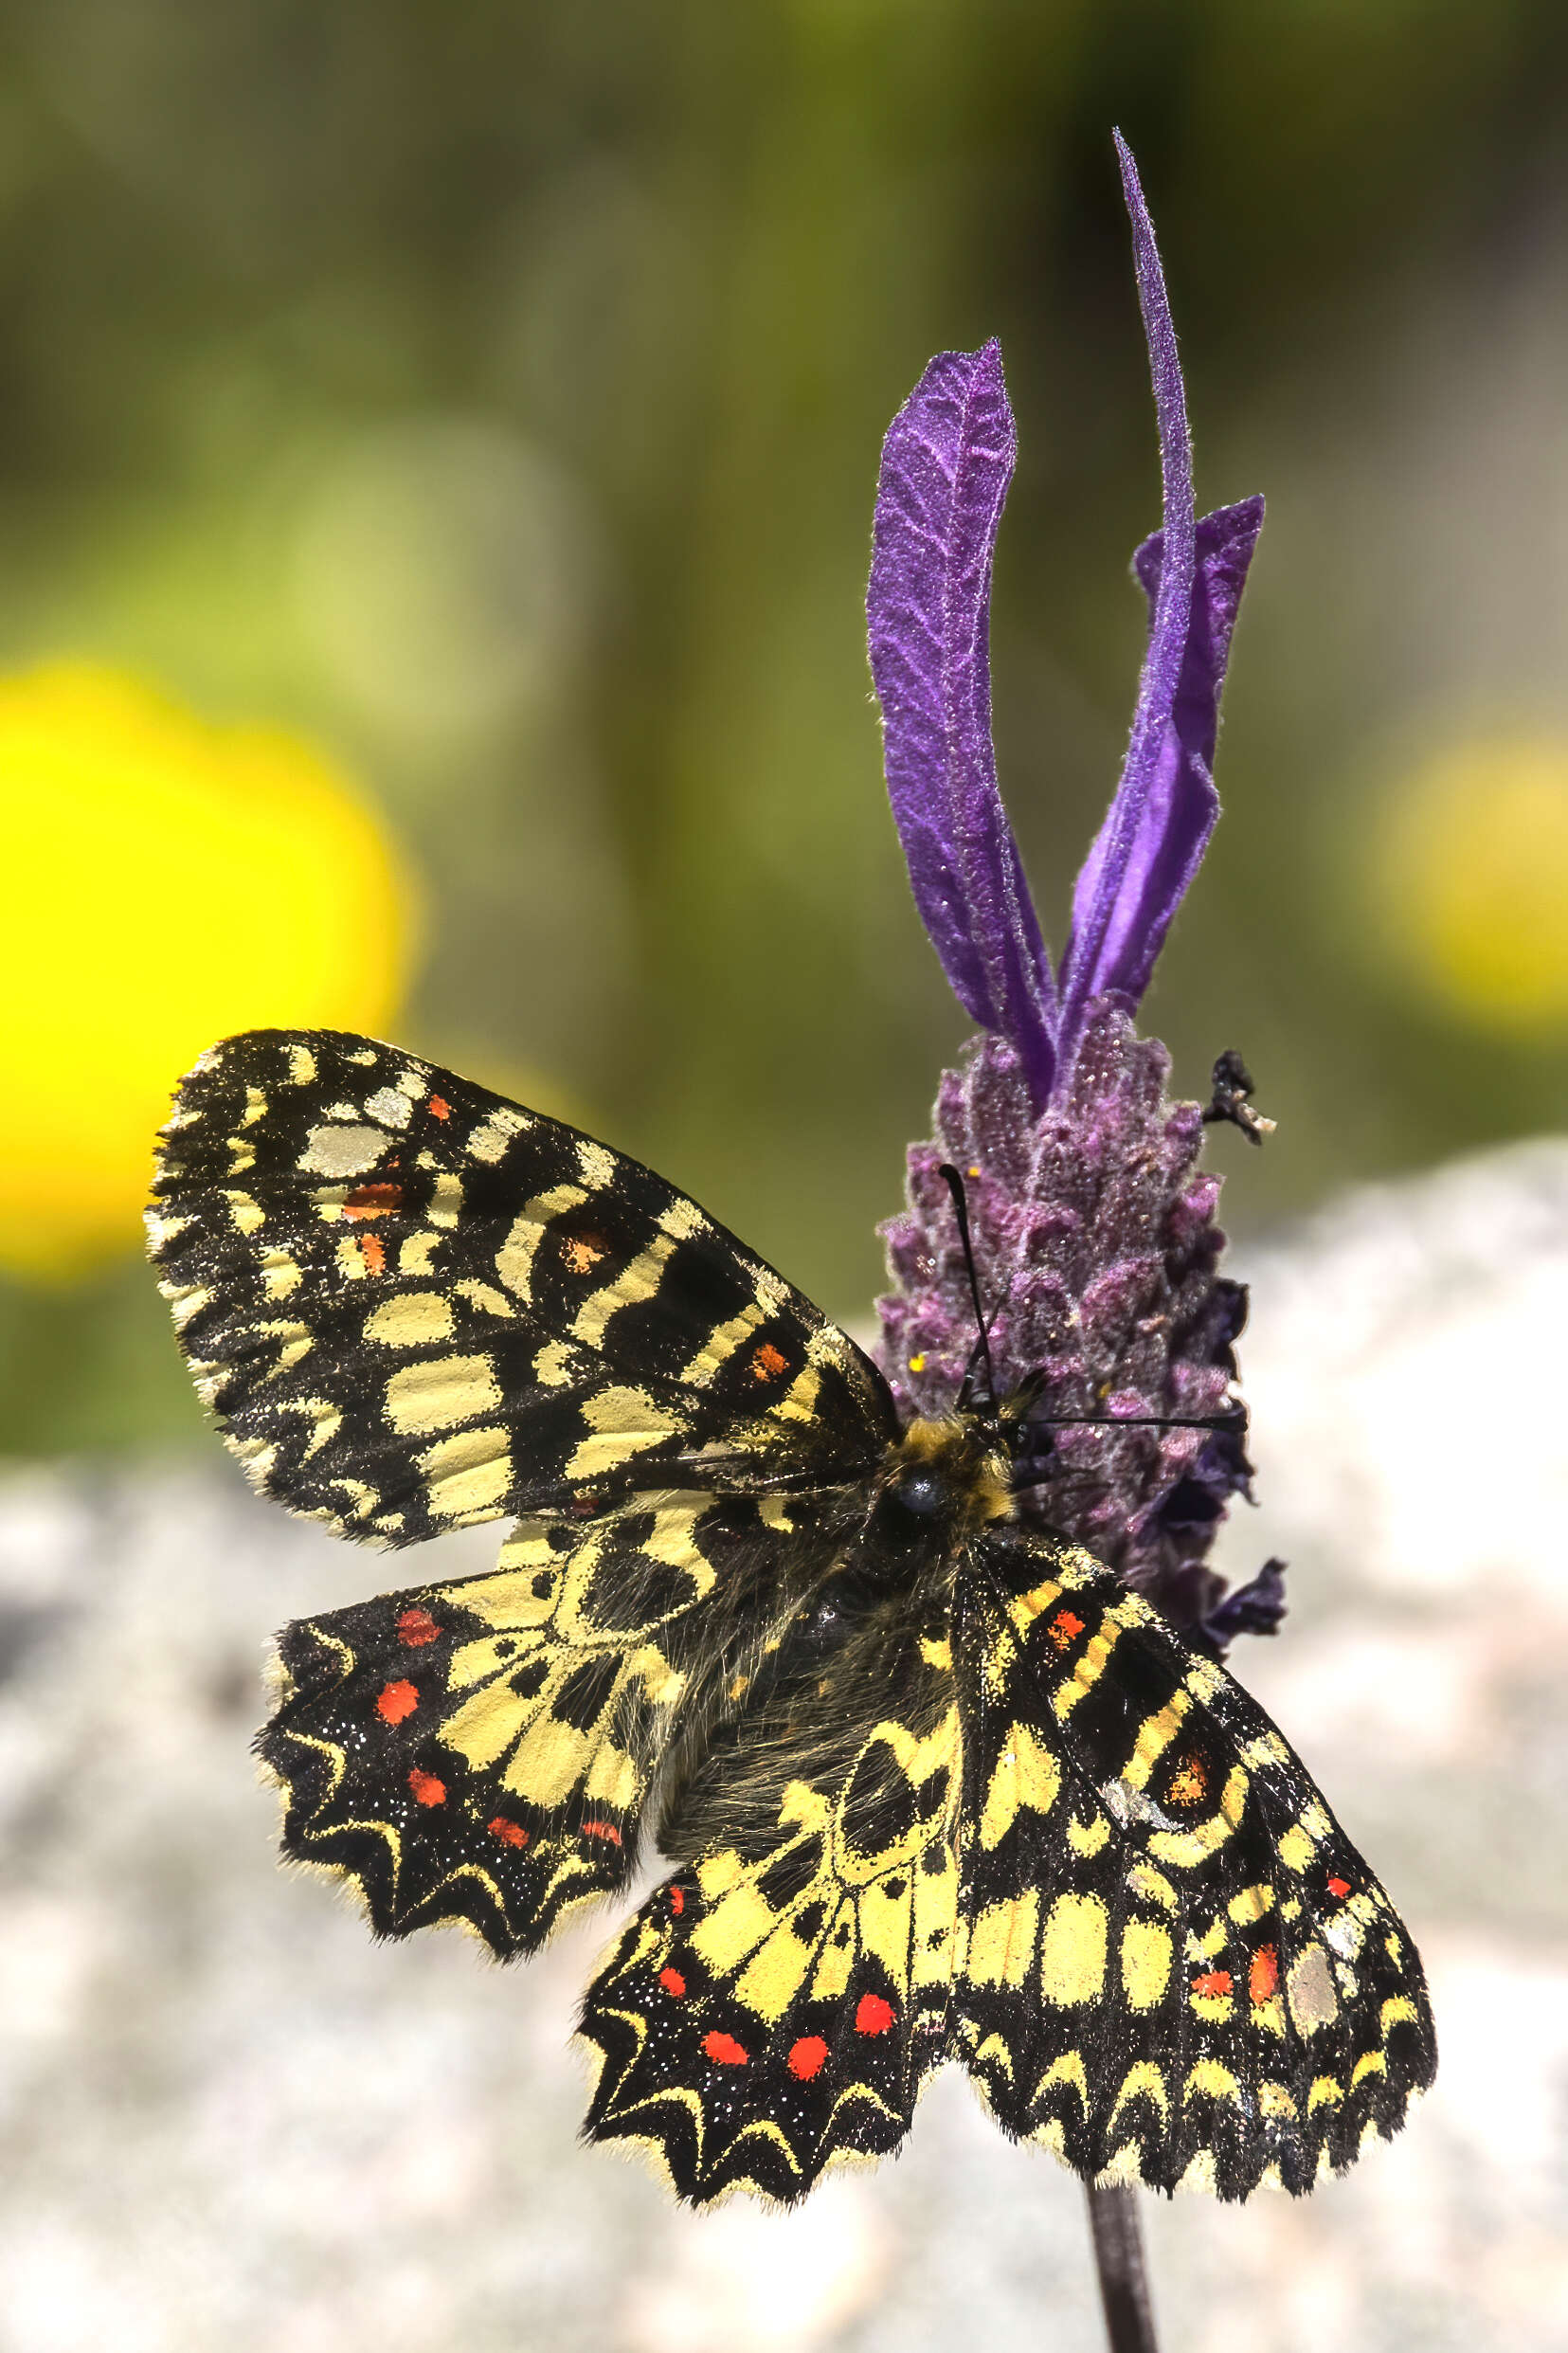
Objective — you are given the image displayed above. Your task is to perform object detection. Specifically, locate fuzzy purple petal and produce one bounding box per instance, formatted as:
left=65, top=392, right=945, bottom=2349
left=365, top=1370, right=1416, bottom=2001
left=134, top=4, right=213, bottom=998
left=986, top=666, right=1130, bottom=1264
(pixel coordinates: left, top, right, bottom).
left=1057, top=136, right=1262, bottom=1044
left=1132, top=496, right=1265, bottom=781
left=1073, top=496, right=1265, bottom=1012
left=868, top=340, right=1057, bottom=1100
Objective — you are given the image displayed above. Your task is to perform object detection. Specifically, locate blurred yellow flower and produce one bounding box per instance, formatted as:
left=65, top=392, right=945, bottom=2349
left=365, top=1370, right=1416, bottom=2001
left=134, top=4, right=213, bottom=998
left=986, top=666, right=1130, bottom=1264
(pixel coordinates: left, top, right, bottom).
left=1373, top=734, right=1568, bottom=1036
left=0, top=664, right=416, bottom=1280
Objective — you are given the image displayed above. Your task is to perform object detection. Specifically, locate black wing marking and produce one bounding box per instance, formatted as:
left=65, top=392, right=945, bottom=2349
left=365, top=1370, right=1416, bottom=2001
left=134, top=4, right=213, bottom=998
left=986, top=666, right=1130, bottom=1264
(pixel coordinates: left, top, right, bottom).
left=150, top=1029, right=896, bottom=1544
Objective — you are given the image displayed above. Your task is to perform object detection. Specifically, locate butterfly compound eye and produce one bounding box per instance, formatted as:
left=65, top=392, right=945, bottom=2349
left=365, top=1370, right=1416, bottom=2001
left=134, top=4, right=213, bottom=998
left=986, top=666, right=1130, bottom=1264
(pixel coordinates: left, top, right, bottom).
left=892, top=1467, right=947, bottom=1518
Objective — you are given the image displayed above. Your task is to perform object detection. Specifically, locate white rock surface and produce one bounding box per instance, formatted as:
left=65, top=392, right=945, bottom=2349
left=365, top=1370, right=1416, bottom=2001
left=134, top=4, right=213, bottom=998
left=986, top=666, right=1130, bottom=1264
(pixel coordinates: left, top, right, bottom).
left=3, top=1138, right=1567, bottom=2352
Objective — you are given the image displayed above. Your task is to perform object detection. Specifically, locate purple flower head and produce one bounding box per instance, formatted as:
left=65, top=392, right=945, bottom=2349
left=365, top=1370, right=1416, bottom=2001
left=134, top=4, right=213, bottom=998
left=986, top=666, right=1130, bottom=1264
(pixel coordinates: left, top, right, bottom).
left=867, top=133, right=1263, bottom=1103
left=871, top=139, right=1275, bottom=1641
left=876, top=1011, right=1268, bottom=1635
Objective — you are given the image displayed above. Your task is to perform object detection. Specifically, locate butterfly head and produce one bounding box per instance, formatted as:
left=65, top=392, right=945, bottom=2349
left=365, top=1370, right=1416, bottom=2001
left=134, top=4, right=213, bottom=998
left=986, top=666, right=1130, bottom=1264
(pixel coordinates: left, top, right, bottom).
left=875, top=1413, right=1014, bottom=1548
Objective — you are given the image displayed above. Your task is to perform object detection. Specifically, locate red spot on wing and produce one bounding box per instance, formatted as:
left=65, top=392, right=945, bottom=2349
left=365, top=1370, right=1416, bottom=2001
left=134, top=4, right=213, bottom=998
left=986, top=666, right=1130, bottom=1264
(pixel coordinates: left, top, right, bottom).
left=855, top=1994, right=895, bottom=2036
left=581, top=1819, right=623, bottom=1847
left=560, top=1233, right=609, bottom=1275
left=703, top=2032, right=749, bottom=2066
left=427, top=1095, right=451, bottom=1121
left=1047, top=1609, right=1087, bottom=1652
left=1166, top=1754, right=1209, bottom=1806
left=1249, top=1946, right=1280, bottom=2003
left=488, top=1817, right=529, bottom=1848
left=344, top=1182, right=403, bottom=1221
left=787, top=2036, right=829, bottom=2081
left=1192, top=1969, right=1233, bottom=1999
left=359, top=1234, right=387, bottom=1276
left=749, top=1342, right=789, bottom=1383
left=669, top=1887, right=685, bottom=1915
left=375, top=1679, right=419, bottom=1725
left=396, top=1607, right=441, bottom=1647
left=407, top=1766, right=446, bottom=1807
left=658, top=1967, right=687, bottom=1998
left=1326, top=1876, right=1351, bottom=1899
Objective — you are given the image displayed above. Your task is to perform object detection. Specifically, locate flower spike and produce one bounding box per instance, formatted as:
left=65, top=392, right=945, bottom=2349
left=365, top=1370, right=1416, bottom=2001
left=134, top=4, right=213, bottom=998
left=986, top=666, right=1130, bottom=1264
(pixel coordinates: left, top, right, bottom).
left=874, top=139, right=1269, bottom=1620
left=867, top=341, right=1058, bottom=1102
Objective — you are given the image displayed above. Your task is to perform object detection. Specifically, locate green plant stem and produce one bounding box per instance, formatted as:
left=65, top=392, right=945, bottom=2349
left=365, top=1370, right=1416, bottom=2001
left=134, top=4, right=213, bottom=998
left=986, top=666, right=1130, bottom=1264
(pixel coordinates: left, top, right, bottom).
left=1085, top=2182, right=1160, bottom=2353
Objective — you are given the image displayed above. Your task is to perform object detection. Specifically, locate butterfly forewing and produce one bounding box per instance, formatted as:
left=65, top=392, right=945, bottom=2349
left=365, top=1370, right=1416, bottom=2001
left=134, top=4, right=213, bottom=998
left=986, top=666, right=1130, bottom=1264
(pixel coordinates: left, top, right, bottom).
left=949, top=1527, right=1437, bottom=2198
left=150, top=1029, right=896, bottom=1542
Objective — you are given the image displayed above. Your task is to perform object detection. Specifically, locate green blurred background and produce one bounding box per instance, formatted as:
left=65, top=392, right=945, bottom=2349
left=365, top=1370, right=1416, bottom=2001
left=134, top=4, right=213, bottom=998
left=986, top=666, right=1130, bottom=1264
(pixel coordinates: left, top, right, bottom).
left=4, top=0, right=1568, bottom=1456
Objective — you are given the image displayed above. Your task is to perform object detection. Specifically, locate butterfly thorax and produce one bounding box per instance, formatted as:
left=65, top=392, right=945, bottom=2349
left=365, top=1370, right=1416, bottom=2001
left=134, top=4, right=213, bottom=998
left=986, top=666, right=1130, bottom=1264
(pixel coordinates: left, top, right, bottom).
left=651, top=1416, right=1008, bottom=1863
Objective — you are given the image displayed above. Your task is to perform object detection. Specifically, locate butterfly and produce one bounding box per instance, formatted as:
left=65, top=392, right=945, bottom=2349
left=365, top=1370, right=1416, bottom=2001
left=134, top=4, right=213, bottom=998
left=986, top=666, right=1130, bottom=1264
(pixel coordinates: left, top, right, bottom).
left=148, top=1027, right=1435, bottom=2207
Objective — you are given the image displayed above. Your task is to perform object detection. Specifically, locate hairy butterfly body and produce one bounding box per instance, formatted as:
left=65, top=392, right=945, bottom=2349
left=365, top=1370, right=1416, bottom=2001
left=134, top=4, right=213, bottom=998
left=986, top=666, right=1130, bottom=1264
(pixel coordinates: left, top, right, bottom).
left=150, top=1028, right=1435, bottom=2205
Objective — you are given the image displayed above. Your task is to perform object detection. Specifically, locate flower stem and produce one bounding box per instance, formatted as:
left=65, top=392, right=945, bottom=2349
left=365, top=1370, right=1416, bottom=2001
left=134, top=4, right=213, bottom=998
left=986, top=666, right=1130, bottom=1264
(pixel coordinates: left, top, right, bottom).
left=1084, top=2182, right=1160, bottom=2353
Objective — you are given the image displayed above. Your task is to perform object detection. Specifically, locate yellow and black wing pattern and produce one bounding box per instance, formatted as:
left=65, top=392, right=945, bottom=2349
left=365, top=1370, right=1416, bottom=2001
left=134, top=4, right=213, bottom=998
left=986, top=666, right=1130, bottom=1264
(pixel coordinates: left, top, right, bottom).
left=578, top=1602, right=964, bottom=2204
left=151, top=1028, right=893, bottom=1960
left=258, top=1494, right=820, bottom=1954
left=149, top=1028, right=896, bottom=1544
left=948, top=1527, right=1436, bottom=2199
left=572, top=1521, right=1434, bottom=2207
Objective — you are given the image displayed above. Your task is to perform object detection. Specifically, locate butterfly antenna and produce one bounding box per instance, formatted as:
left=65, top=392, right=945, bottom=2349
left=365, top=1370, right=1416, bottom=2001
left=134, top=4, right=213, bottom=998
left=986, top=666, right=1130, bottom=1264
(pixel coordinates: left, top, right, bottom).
left=938, top=1164, right=998, bottom=1417
left=1011, top=1400, right=1248, bottom=1490
left=1041, top=1406, right=1247, bottom=1435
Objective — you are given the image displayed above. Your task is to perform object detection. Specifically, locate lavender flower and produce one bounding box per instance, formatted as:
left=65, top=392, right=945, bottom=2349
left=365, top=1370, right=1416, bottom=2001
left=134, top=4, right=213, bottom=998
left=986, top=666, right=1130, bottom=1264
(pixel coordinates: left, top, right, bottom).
left=869, top=135, right=1273, bottom=1639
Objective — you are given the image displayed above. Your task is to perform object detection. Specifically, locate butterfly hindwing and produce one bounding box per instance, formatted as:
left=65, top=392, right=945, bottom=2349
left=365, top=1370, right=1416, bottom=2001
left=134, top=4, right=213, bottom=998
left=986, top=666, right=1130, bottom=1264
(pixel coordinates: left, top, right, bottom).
left=150, top=1029, right=895, bottom=1544
left=950, top=1528, right=1437, bottom=2199
left=261, top=1491, right=811, bottom=1955
left=577, top=1610, right=964, bottom=2205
